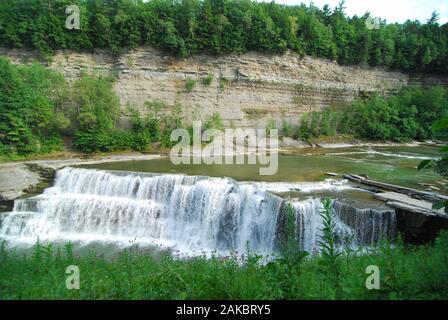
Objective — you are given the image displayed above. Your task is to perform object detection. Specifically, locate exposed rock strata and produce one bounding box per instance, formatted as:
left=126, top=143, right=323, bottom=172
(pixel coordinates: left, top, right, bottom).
left=2, top=47, right=446, bottom=128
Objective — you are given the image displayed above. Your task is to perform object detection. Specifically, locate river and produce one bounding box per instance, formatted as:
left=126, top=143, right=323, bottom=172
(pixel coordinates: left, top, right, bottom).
left=0, top=145, right=441, bottom=257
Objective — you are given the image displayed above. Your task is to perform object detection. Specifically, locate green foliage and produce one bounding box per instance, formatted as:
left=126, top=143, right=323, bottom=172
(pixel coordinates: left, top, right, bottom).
left=128, top=100, right=186, bottom=150
left=0, top=63, right=134, bottom=155
left=318, top=198, right=343, bottom=299
left=1, top=0, right=447, bottom=73
left=273, top=203, right=309, bottom=298
left=204, top=113, right=224, bottom=131
left=292, top=86, right=448, bottom=142
left=185, top=77, right=196, bottom=92
left=419, top=118, right=448, bottom=213
left=1, top=231, right=448, bottom=299
left=281, top=119, right=295, bottom=138
left=0, top=57, right=67, bottom=157
left=0, top=58, right=188, bottom=156
left=69, top=75, right=129, bottom=153
left=219, top=77, right=229, bottom=91
left=298, top=113, right=311, bottom=140
left=201, top=74, right=214, bottom=86
left=266, top=120, right=277, bottom=132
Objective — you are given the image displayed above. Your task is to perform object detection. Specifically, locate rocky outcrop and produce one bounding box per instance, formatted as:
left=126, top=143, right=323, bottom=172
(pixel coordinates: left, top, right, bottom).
left=0, top=154, right=162, bottom=204
left=395, top=208, right=448, bottom=244
left=0, top=163, right=42, bottom=202
left=1, top=47, right=447, bottom=128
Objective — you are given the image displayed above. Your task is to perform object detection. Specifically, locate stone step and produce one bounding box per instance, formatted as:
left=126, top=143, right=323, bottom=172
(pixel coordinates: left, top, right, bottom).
left=374, top=192, right=446, bottom=217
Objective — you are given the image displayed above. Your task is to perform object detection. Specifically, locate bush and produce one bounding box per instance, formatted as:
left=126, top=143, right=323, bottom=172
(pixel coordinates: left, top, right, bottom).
left=201, top=74, right=214, bottom=86
left=219, top=77, right=229, bottom=91
left=0, top=58, right=67, bottom=156
left=74, top=129, right=134, bottom=153
left=204, top=113, right=224, bottom=131
left=294, top=86, right=448, bottom=142
left=281, top=119, right=296, bottom=138
left=185, top=78, right=196, bottom=92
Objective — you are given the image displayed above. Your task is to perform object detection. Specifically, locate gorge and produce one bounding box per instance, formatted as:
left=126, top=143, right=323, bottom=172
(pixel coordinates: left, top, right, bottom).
left=2, top=46, right=447, bottom=129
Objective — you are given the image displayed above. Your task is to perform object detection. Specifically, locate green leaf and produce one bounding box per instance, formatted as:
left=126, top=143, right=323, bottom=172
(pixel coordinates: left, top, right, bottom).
left=431, top=118, right=448, bottom=131
left=439, top=146, right=448, bottom=153
left=432, top=201, right=448, bottom=211
left=418, top=159, right=433, bottom=171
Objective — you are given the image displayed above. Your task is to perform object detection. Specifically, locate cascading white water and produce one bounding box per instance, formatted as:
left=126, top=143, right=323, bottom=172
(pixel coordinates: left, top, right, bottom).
left=332, top=201, right=397, bottom=246
left=0, top=167, right=283, bottom=255
left=290, top=199, right=396, bottom=253
left=292, top=199, right=354, bottom=253
left=0, top=167, right=397, bottom=256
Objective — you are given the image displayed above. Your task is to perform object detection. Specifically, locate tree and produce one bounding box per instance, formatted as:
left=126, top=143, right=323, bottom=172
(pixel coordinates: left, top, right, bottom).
left=0, top=0, right=446, bottom=72
left=419, top=118, right=448, bottom=213
left=0, top=57, right=68, bottom=155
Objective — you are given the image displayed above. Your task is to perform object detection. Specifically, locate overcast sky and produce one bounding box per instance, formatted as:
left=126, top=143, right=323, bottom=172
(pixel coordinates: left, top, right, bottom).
left=261, top=0, right=448, bottom=24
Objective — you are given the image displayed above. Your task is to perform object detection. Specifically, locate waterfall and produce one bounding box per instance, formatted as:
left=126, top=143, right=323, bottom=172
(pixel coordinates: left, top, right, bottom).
left=286, top=199, right=397, bottom=253
left=332, top=201, right=397, bottom=246
left=0, top=167, right=397, bottom=256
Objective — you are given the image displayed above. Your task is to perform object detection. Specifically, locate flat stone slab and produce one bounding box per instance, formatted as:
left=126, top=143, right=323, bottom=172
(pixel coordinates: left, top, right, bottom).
left=0, top=163, right=41, bottom=201
left=374, top=192, right=446, bottom=216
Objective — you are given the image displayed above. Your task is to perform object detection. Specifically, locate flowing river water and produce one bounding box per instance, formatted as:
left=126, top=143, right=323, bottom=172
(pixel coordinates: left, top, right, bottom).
left=0, top=146, right=441, bottom=257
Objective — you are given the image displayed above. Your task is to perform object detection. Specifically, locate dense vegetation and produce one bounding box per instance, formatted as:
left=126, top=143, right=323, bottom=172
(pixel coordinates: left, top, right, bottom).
left=0, top=57, right=68, bottom=156
left=419, top=118, right=448, bottom=212
left=284, top=86, right=448, bottom=142
left=0, top=57, right=127, bottom=157
left=1, top=0, right=447, bottom=73
left=1, top=56, right=446, bottom=159
left=0, top=57, right=225, bottom=158
left=1, top=200, right=447, bottom=300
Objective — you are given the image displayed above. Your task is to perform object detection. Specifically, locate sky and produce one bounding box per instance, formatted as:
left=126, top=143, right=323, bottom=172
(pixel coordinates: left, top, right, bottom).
left=261, top=0, right=448, bottom=24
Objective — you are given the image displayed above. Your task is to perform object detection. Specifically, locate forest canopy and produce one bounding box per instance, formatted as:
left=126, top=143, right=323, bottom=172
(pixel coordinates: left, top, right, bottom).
left=0, top=0, right=447, bottom=73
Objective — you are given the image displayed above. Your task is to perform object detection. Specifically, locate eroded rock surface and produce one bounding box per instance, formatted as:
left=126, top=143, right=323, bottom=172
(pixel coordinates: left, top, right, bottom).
left=0, top=163, right=41, bottom=201
left=2, top=47, right=446, bottom=128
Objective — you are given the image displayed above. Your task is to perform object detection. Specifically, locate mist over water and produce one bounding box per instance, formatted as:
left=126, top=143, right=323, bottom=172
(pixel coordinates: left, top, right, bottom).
left=0, top=167, right=396, bottom=256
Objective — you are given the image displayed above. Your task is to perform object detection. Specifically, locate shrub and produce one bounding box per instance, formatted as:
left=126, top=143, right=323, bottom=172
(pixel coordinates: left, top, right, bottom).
left=201, top=74, right=214, bottom=86
left=219, top=77, right=229, bottom=91
left=318, top=198, right=343, bottom=299
left=204, top=113, right=224, bottom=131
left=185, top=78, right=196, bottom=92
left=0, top=58, right=67, bottom=156
left=292, top=87, right=448, bottom=142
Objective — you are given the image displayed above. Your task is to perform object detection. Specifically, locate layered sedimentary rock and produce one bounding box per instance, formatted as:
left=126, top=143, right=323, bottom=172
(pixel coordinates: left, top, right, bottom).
left=2, top=47, right=446, bottom=128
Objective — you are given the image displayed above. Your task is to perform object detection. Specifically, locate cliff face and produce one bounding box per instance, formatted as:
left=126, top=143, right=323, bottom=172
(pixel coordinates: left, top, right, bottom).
left=2, top=47, right=446, bottom=128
